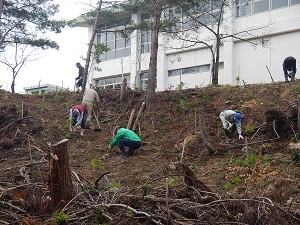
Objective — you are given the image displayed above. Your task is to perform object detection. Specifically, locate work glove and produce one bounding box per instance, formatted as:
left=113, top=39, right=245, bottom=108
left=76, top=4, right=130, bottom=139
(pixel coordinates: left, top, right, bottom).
left=108, top=144, right=112, bottom=150
left=227, top=123, right=232, bottom=130
left=238, top=135, right=244, bottom=140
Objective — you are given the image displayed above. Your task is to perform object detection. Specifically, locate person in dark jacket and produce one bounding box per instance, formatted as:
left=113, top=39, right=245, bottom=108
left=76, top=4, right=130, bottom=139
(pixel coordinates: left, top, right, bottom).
left=283, top=56, right=297, bottom=82
left=69, top=104, right=88, bottom=135
left=109, top=126, right=142, bottom=158
left=75, top=62, right=84, bottom=93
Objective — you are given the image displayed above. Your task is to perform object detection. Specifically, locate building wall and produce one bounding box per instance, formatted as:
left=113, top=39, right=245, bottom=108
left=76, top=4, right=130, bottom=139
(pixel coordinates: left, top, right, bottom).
left=90, top=2, right=300, bottom=91
left=232, top=3, right=300, bottom=84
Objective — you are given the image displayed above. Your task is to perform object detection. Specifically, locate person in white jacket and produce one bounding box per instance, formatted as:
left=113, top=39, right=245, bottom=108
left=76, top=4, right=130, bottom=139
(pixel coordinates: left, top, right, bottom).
left=82, top=86, right=100, bottom=128
left=219, top=110, right=244, bottom=139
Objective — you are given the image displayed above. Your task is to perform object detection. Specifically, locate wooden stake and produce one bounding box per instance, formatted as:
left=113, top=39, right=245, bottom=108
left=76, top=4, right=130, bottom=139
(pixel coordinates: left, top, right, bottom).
left=49, top=139, right=73, bottom=209
left=21, top=101, right=24, bottom=119
left=41, top=95, right=44, bottom=113
left=28, top=137, right=32, bottom=161
left=127, top=109, right=136, bottom=130
left=180, top=139, right=186, bottom=163
left=298, top=95, right=300, bottom=132
left=132, top=102, right=146, bottom=131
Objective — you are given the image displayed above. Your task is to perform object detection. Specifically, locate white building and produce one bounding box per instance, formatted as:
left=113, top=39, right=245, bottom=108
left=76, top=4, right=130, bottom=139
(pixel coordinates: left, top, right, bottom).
left=24, top=84, right=66, bottom=95
left=78, top=0, right=300, bottom=91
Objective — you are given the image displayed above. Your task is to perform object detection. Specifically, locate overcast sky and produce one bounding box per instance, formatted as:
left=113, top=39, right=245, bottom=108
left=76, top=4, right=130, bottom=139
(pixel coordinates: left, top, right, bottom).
left=0, top=0, right=99, bottom=93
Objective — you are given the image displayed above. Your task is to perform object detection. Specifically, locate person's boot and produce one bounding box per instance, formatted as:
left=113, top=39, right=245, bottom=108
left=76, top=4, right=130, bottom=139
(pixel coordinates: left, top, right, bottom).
left=79, top=128, right=84, bottom=136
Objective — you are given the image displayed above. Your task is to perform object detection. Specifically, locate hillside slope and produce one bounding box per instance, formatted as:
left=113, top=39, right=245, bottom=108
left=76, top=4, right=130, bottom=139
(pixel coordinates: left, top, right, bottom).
left=0, top=81, right=299, bottom=224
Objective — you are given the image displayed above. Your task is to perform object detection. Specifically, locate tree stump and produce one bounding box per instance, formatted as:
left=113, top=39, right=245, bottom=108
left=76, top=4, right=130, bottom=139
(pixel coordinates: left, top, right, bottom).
left=199, top=113, right=215, bottom=155
left=49, top=139, right=73, bottom=209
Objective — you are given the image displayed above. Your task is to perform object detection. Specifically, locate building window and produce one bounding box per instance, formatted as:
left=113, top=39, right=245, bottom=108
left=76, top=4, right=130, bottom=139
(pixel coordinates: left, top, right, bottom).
left=140, top=72, right=148, bottom=89
left=168, top=64, right=214, bottom=77
left=253, top=0, right=269, bottom=14
left=196, top=64, right=210, bottom=73
left=141, top=31, right=151, bottom=53
left=219, top=62, right=224, bottom=69
left=168, top=69, right=181, bottom=77
left=182, top=67, right=196, bottom=75
left=237, top=0, right=297, bottom=17
left=97, top=18, right=131, bottom=61
left=140, top=13, right=152, bottom=54
left=168, top=1, right=223, bottom=30
left=94, top=74, right=130, bottom=89
left=271, top=0, right=288, bottom=9
left=291, top=0, right=300, bottom=5
left=236, top=0, right=252, bottom=17
left=139, top=72, right=157, bottom=90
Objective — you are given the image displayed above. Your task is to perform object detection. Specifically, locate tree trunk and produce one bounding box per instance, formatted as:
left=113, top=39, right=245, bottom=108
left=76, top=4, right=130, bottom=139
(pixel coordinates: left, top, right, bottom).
left=49, top=139, right=73, bottom=209
left=211, top=0, right=225, bottom=85
left=212, top=36, right=220, bottom=85
left=81, top=0, right=103, bottom=100
left=0, top=0, right=3, bottom=22
left=11, top=79, right=15, bottom=93
left=199, top=113, right=215, bottom=155
left=146, top=0, right=164, bottom=110
left=120, top=78, right=127, bottom=102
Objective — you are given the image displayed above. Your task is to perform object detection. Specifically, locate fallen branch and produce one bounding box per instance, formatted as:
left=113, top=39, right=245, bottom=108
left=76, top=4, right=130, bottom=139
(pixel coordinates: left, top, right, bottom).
left=103, top=203, right=163, bottom=225
left=0, top=200, right=27, bottom=213
left=0, top=160, right=47, bottom=172
left=0, top=116, right=33, bottom=131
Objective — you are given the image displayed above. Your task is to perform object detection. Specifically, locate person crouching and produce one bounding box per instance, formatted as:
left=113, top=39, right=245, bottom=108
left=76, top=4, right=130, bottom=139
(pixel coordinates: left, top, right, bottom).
left=109, top=126, right=142, bottom=158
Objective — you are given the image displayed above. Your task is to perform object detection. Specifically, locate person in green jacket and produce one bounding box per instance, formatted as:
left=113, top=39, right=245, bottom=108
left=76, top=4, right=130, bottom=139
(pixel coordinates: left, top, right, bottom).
left=109, top=126, right=142, bottom=158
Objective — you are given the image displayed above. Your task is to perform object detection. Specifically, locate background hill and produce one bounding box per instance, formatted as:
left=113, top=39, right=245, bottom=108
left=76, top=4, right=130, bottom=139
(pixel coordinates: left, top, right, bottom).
left=0, top=81, right=299, bottom=224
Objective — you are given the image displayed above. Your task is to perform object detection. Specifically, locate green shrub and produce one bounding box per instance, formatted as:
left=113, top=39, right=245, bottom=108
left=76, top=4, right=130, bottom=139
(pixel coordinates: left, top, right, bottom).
left=141, top=184, right=150, bottom=196
left=91, top=159, right=102, bottom=169
left=225, top=182, right=234, bottom=190
left=65, top=132, right=71, bottom=139
left=169, top=176, right=179, bottom=186
left=230, top=154, right=257, bottom=167
left=245, top=125, right=255, bottom=133
left=52, top=211, right=68, bottom=224
left=109, top=182, right=119, bottom=189
left=290, top=149, right=300, bottom=162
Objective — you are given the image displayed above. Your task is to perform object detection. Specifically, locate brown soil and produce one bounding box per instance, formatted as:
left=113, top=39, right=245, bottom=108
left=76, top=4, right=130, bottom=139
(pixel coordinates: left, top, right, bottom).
left=0, top=81, right=300, bottom=225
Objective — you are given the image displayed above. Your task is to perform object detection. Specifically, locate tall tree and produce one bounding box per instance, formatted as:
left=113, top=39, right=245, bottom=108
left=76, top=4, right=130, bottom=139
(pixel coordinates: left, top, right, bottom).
left=0, top=0, right=67, bottom=50
left=117, top=0, right=180, bottom=108
left=146, top=0, right=164, bottom=110
left=0, top=44, right=39, bottom=93
left=80, top=0, right=103, bottom=99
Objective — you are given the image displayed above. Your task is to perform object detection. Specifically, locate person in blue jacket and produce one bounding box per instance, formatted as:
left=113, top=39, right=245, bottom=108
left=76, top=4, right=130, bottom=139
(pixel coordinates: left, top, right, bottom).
left=109, top=126, right=142, bottom=158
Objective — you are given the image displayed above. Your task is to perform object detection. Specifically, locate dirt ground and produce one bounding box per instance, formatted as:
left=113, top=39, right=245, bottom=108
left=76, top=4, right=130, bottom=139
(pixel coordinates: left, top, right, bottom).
left=0, top=81, right=300, bottom=224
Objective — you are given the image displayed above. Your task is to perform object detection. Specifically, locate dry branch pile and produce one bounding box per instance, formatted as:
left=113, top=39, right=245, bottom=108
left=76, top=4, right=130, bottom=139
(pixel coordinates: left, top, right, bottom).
left=1, top=163, right=299, bottom=224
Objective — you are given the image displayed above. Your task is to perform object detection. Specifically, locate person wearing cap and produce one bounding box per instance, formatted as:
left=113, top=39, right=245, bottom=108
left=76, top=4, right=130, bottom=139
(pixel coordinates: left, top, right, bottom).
left=82, top=86, right=100, bottom=129
left=75, top=62, right=84, bottom=93
left=109, top=126, right=142, bottom=158
left=69, top=104, right=88, bottom=135
left=283, top=56, right=297, bottom=82
left=219, top=110, right=244, bottom=139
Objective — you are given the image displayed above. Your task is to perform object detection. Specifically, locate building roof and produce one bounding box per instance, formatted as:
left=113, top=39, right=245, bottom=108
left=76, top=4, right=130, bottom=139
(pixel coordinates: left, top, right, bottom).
left=23, top=83, right=66, bottom=91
